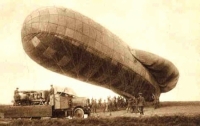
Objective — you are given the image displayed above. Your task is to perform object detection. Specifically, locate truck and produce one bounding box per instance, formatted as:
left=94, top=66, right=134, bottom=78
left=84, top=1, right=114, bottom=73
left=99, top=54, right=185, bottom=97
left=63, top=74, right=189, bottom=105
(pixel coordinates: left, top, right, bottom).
left=4, top=87, right=91, bottom=119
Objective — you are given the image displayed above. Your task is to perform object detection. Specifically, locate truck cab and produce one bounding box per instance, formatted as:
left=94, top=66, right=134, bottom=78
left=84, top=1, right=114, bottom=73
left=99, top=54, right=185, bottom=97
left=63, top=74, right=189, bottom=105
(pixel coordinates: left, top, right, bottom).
left=50, top=90, right=91, bottom=118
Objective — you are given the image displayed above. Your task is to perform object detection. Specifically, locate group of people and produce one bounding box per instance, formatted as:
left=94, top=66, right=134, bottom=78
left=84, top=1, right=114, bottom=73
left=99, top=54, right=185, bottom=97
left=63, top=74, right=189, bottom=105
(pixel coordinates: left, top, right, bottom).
left=89, top=93, right=146, bottom=115
left=89, top=95, right=127, bottom=113
left=126, top=93, right=145, bottom=115
left=13, top=85, right=55, bottom=105
left=89, top=93, right=159, bottom=115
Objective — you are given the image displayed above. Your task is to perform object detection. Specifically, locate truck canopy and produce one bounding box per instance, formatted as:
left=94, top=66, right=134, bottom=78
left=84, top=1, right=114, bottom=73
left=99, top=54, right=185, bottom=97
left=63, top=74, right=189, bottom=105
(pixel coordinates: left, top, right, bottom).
left=55, top=87, right=77, bottom=96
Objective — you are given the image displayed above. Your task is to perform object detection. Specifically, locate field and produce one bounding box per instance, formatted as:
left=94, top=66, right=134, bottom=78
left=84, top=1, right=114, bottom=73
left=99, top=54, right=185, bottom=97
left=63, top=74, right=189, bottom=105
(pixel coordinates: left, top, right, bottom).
left=0, top=101, right=200, bottom=126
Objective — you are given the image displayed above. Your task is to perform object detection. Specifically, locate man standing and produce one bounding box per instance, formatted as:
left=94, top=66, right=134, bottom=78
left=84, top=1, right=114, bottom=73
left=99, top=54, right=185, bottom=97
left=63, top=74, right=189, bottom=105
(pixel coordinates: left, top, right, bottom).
left=14, top=88, right=19, bottom=95
left=14, top=87, right=20, bottom=105
left=92, top=99, right=97, bottom=113
left=49, top=85, right=54, bottom=95
left=126, top=98, right=133, bottom=113
left=152, top=93, right=159, bottom=109
left=132, top=96, right=137, bottom=113
left=137, top=93, right=145, bottom=115
left=47, top=84, right=54, bottom=105
left=102, top=99, right=107, bottom=113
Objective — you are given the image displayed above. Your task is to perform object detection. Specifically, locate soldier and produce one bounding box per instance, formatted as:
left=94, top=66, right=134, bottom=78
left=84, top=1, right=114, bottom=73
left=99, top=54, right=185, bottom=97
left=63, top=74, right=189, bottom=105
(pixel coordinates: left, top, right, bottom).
left=126, top=98, right=132, bottom=113
left=122, top=97, right=127, bottom=108
left=132, top=96, right=137, bottom=113
left=87, top=98, right=91, bottom=107
left=98, top=98, right=102, bottom=108
left=47, top=84, right=55, bottom=105
left=113, top=96, right=118, bottom=111
left=49, top=84, right=54, bottom=95
left=107, top=97, right=112, bottom=116
left=14, top=88, right=20, bottom=105
left=152, top=93, right=159, bottom=109
left=14, top=88, right=19, bottom=95
left=91, top=99, right=97, bottom=113
left=117, top=96, right=122, bottom=108
left=102, top=99, right=107, bottom=112
left=137, top=93, right=145, bottom=115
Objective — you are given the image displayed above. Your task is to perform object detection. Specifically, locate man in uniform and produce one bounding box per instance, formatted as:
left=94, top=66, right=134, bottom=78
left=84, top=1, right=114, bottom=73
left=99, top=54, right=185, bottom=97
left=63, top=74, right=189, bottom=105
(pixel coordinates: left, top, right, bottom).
left=102, top=99, right=107, bottom=112
left=137, top=93, right=145, bottom=115
left=14, top=88, right=19, bottom=95
left=126, top=98, right=133, bottom=113
left=91, top=99, right=97, bottom=113
left=47, top=84, right=55, bottom=105
left=131, top=96, right=137, bottom=113
left=49, top=84, right=54, bottom=95
left=152, top=93, right=159, bottom=109
left=14, top=87, right=20, bottom=105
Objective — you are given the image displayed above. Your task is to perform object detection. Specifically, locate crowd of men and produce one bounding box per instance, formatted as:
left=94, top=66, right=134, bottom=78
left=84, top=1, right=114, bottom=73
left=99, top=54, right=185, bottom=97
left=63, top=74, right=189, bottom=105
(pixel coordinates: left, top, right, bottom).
left=89, top=95, right=127, bottom=113
left=89, top=93, right=159, bottom=115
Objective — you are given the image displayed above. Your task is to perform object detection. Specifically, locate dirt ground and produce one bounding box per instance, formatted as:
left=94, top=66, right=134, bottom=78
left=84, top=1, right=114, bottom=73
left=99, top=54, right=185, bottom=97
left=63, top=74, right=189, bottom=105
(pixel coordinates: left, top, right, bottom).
left=91, top=101, right=200, bottom=118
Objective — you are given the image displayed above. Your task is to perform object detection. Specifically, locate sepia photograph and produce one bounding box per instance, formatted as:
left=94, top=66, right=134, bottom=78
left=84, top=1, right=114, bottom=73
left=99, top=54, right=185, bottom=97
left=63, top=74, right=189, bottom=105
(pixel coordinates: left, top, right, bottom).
left=0, top=0, right=200, bottom=125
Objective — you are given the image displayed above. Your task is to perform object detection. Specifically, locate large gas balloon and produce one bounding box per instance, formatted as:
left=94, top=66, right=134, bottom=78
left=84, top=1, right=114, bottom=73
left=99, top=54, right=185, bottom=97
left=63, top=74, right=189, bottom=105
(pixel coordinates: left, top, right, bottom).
left=21, top=6, right=179, bottom=101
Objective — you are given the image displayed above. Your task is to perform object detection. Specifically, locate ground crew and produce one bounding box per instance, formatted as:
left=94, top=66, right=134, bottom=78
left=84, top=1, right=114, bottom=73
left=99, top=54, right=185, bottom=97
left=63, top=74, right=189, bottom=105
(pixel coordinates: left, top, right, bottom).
left=49, top=84, right=54, bottom=95
left=91, top=99, right=97, bottom=113
left=137, top=93, right=145, bottom=115
left=152, top=93, right=159, bottom=109
left=131, top=96, right=137, bottom=113
left=102, top=100, right=107, bottom=112
left=126, top=98, right=133, bottom=113
left=14, top=87, right=20, bottom=105
left=47, top=84, right=55, bottom=105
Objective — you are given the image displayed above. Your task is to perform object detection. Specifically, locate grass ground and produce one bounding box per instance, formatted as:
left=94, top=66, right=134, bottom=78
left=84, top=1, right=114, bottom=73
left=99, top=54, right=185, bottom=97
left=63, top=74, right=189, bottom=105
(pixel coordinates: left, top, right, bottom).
left=0, top=101, right=200, bottom=126
left=1, top=115, right=199, bottom=126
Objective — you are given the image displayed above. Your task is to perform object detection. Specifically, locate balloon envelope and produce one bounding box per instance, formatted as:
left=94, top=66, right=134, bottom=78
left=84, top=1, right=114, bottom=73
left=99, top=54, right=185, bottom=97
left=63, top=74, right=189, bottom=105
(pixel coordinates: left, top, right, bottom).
left=21, top=6, right=179, bottom=102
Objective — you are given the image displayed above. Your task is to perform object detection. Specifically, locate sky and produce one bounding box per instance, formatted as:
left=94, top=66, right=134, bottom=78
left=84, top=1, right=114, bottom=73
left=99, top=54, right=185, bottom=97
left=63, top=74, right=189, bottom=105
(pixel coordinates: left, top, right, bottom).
left=0, top=0, right=200, bottom=104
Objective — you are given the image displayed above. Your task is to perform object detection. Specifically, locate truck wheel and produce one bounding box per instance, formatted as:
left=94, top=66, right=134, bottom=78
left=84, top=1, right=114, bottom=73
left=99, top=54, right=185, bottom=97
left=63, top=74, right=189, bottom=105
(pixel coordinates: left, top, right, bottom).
left=73, top=108, right=84, bottom=118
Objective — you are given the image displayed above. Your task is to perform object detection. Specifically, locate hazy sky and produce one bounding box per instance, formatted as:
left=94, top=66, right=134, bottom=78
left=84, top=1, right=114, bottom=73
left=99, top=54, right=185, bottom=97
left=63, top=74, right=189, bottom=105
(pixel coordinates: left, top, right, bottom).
left=0, top=0, right=200, bottom=104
